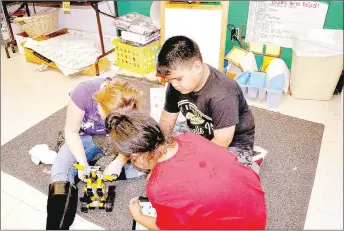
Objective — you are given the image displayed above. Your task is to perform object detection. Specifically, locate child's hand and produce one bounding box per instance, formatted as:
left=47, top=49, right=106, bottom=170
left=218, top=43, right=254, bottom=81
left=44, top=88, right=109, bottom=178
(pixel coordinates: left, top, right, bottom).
left=129, top=197, right=143, bottom=219
left=103, top=162, right=121, bottom=177
left=104, top=154, right=128, bottom=177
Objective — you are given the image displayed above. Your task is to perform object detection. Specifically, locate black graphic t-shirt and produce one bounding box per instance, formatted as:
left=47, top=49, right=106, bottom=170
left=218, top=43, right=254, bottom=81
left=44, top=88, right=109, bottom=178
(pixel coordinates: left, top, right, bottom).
left=164, top=65, right=255, bottom=148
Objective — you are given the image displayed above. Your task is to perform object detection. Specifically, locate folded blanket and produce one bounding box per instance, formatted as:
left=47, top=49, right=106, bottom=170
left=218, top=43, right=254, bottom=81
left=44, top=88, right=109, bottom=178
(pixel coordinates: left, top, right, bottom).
left=24, top=34, right=103, bottom=76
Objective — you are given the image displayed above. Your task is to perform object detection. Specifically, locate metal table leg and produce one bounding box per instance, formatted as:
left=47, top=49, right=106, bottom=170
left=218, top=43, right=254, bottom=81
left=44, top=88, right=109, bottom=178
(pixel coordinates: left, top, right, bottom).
left=95, top=48, right=116, bottom=76
left=3, top=1, right=31, bottom=58
left=92, top=2, right=116, bottom=76
left=24, top=2, right=30, bottom=16
left=3, top=2, right=16, bottom=58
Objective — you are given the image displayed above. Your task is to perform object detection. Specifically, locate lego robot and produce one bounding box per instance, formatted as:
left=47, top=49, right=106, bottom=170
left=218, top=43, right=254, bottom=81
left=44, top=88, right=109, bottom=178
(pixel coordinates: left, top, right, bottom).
left=72, top=164, right=117, bottom=213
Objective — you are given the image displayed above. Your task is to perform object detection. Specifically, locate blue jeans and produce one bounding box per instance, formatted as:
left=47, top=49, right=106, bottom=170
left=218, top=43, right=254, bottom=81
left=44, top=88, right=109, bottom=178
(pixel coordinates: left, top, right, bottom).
left=50, top=135, right=103, bottom=184
left=50, top=135, right=145, bottom=185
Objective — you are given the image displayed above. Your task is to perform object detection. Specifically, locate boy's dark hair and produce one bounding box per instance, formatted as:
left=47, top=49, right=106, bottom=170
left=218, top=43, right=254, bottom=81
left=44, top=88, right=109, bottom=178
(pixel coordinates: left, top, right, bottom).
left=157, top=36, right=203, bottom=76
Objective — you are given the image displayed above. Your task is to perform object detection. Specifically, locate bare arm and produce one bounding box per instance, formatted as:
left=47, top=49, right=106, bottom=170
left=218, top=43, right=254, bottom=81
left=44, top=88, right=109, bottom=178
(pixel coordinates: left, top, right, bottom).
left=212, top=125, right=236, bottom=148
left=134, top=214, right=159, bottom=230
left=159, top=109, right=179, bottom=138
left=129, top=197, right=159, bottom=230
left=64, top=99, right=88, bottom=165
left=104, top=153, right=129, bottom=177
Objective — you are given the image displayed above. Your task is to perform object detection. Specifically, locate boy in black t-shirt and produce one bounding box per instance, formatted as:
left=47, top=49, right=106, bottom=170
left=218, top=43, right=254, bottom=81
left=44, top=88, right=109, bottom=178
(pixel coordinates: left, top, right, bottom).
left=158, top=36, right=261, bottom=174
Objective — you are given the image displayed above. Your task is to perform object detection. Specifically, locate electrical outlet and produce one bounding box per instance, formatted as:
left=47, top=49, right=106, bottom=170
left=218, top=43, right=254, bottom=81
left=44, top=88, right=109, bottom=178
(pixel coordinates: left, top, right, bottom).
left=235, top=28, right=240, bottom=37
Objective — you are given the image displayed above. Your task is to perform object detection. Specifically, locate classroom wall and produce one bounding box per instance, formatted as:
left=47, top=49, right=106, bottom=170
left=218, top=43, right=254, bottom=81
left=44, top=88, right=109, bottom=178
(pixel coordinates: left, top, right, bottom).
left=117, top=1, right=343, bottom=69
left=28, top=1, right=117, bottom=36
left=63, top=2, right=117, bottom=36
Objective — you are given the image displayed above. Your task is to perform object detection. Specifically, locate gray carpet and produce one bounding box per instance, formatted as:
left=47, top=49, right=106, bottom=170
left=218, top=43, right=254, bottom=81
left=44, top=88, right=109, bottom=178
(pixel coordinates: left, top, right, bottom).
left=1, top=77, right=324, bottom=230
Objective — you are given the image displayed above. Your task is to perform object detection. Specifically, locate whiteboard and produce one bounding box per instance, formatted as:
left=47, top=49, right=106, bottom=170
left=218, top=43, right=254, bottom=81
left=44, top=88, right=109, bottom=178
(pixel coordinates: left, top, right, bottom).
left=164, top=7, right=223, bottom=69
left=245, top=1, right=329, bottom=48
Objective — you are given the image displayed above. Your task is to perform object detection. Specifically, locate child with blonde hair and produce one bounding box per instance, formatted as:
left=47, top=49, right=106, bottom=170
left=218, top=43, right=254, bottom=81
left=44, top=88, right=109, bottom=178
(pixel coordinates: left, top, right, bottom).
left=46, top=77, right=142, bottom=230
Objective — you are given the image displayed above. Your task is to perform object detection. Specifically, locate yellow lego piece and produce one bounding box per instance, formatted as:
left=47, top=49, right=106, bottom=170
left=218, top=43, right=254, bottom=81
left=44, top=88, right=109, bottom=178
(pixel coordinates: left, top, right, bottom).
left=96, top=178, right=102, bottom=187
left=72, top=163, right=115, bottom=212
left=87, top=178, right=92, bottom=186
left=104, top=175, right=117, bottom=181
left=91, top=172, right=96, bottom=178
left=72, top=163, right=84, bottom=171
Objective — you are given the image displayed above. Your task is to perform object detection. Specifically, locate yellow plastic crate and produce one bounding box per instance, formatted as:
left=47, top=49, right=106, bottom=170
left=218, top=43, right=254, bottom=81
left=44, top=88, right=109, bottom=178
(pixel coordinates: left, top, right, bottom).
left=113, top=38, right=160, bottom=74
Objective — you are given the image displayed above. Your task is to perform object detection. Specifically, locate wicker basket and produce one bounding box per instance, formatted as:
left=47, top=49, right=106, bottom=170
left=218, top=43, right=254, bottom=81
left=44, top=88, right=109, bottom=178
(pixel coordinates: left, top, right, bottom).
left=14, top=8, right=59, bottom=37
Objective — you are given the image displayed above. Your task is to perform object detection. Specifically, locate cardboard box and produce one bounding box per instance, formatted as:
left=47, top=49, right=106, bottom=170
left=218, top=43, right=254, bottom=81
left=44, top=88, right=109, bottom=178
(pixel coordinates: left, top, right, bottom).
left=22, top=29, right=110, bottom=77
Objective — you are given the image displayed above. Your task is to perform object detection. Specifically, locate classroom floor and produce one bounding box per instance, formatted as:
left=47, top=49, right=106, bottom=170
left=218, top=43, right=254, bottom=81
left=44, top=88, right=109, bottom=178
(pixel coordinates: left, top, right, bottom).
left=1, top=49, right=343, bottom=230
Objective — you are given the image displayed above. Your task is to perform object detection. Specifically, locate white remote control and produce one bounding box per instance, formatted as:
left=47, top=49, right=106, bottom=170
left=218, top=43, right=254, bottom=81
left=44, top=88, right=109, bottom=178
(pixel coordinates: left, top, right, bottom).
left=134, top=200, right=157, bottom=230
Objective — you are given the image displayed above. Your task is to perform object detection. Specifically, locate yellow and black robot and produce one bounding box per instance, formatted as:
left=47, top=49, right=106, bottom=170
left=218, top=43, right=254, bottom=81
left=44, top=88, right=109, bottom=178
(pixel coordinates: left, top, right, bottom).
left=72, top=163, right=117, bottom=213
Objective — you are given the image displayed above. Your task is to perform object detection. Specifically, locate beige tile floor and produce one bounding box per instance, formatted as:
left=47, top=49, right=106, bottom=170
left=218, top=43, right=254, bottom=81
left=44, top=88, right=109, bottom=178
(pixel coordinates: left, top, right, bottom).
left=1, top=50, right=343, bottom=230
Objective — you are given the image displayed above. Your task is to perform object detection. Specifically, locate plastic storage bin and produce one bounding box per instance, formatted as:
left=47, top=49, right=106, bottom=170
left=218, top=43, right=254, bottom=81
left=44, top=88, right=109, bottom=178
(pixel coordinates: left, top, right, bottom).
left=267, top=89, right=283, bottom=108
left=113, top=38, right=160, bottom=74
left=246, top=72, right=267, bottom=100
left=258, top=88, right=266, bottom=101
left=235, top=71, right=283, bottom=107
left=247, top=87, right=267, bottom=101
left=290, top=29, right=343, bottom=100
left=247, top=86, right=259, bottom=99
left=239, top=84, right=247, bottom=95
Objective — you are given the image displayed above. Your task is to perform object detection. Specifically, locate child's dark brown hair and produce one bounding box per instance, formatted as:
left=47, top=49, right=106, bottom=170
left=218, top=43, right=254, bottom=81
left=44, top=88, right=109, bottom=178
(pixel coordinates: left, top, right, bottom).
left=105, top=112, right=174, bottom=169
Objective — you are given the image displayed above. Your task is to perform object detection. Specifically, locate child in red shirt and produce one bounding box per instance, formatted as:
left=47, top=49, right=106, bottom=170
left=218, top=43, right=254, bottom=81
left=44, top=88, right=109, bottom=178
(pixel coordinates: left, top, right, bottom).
left=105, top=112, right=267, bottom=230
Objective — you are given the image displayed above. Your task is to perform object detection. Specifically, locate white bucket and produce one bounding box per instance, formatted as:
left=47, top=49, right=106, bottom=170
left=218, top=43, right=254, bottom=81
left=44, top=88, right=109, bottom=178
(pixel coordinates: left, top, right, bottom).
left=290, top=29, right=343, bottom=100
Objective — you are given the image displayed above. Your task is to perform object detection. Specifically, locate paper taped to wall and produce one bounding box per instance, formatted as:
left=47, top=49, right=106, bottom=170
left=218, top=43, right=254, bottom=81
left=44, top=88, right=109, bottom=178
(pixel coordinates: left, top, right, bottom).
left=249, top=42, right=264, bottom=54
left=245, top=1, right=329, bottom=48
left=265, top=44, right=281, bottom=57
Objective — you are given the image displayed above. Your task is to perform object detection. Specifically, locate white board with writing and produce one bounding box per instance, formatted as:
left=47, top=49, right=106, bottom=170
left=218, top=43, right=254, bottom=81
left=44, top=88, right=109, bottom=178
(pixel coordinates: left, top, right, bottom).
left=245, top=1, right=329, bottom=48
left=164, top=7, right=223, bottom=69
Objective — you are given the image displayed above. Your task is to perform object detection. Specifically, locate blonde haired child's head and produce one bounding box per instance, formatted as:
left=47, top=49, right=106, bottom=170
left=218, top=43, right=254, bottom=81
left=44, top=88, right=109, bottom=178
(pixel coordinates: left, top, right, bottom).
left=93, top=79, right=141, bottom=119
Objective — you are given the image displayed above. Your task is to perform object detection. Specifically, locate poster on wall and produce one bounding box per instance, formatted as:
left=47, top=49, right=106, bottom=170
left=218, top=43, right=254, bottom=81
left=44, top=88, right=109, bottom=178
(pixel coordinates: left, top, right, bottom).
left=245, top=1, right=329, bottom=48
